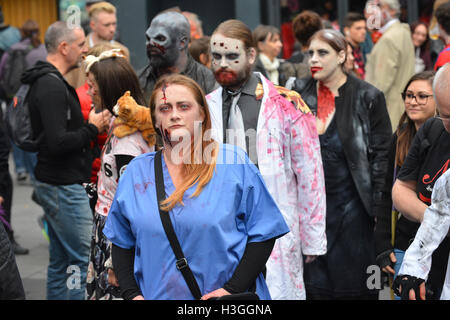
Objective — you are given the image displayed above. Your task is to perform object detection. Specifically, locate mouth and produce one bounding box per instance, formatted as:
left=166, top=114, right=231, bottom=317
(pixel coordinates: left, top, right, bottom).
left=214, top=69, right=238, bottom=85
left=169, top=125, right=183, bottom=130
left=310, top=67, right=323, bottom=76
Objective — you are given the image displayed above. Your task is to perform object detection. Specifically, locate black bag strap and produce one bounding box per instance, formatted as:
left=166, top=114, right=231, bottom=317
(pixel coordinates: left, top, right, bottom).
left=154, top=150, right=203, bottom=300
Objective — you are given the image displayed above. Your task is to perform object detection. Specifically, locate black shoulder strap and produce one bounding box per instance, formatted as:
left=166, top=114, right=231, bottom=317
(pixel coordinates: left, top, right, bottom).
left=154, top=150, right=202, bottom=300
left=47, top=73, right=71, bottom=120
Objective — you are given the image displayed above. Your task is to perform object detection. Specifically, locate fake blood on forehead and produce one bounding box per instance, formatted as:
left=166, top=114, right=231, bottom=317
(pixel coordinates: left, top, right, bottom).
left=161, top=82, right=168, bottom=104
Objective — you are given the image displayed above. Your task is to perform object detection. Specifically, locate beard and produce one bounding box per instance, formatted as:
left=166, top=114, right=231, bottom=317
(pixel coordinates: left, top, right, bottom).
left=214, top=63, right=252, bottom=89
left=147, top=44, right=179, bottom=70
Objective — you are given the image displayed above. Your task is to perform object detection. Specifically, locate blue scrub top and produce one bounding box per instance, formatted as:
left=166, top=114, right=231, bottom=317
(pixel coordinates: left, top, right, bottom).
left=103, top=144, right=289, bottom=300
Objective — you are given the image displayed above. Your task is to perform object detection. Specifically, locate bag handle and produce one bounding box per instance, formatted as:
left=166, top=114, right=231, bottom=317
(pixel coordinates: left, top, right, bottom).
left=154, top=150, right=203, bottom=300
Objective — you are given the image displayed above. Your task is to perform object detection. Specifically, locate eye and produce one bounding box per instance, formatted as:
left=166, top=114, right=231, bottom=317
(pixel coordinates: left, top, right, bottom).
left=307, top=50, right=314, bottom=56
left=212, top=53, right=222, bottom=60
left=179, top=103, right=191, bottom=110
left=226, top=53, right=239, bottom=60
left=159, top=105, right=170, bottom=112
left=418, top=94, right=430, bottom=100
left=406, top=93, right=415, bottom=99
left=155, top=35, right=166, bottom=42
left=318, top=50, right=329, bottom=56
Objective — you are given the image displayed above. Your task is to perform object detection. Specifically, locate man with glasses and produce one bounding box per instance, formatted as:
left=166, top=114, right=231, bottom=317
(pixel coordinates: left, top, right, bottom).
left=392, top=63, right=450, bottom=300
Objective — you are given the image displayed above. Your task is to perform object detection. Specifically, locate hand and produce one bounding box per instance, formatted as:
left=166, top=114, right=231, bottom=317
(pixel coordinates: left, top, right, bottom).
left=397, top=281, right=426, bottom=300
left=132, top=295, right=145, bottom=300
left=88, top=109, right=112, bottom=133
left=408, top=282, right=426, bottom=300
left=200, top=288, right=231, bottom=300
left=107, top=269, right=119, bottom=287
left=381, top=252, right=397, bottom=275
left=305, top=255, right=317, bottom=264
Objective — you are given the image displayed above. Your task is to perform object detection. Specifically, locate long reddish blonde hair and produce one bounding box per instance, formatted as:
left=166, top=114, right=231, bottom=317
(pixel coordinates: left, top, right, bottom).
left=149, top=74, right=219, bottom=211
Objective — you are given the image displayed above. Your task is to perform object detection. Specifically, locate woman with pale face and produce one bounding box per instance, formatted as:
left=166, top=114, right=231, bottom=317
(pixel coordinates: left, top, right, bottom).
left=307, top=31, right=347, bottom=134
left=291, top=29, right=393, bottom=300
left=103, top=74, right=289, bottom=300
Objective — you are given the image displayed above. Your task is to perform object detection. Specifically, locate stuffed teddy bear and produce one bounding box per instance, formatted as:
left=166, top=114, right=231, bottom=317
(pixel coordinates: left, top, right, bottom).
left=113, top=91, right=156, bottom=146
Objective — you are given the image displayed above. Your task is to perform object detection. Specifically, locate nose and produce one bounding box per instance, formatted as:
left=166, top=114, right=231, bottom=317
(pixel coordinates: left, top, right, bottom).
left=220, top=57, right=228, bottom=68
left=169, top=107, right=181, bottom=121
left=309, top=52, right=318, bottom=65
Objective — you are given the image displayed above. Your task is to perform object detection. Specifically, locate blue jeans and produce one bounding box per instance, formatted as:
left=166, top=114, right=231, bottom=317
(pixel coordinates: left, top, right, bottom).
left=34, top=180, right=92, bottom=300
left=393, top=248, right=405, bottom=300
left=11, top=141, right=37, bottom=180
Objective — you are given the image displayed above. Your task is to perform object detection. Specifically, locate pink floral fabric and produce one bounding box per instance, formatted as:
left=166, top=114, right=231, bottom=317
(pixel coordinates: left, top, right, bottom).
left=206, top=73, right=327, bottom=299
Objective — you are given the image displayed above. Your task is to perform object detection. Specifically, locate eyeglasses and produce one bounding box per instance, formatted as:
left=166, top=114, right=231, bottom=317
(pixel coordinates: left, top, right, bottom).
left=401, top=92, right=433, bottom=105
left=435, top=115, right=450, bottom=123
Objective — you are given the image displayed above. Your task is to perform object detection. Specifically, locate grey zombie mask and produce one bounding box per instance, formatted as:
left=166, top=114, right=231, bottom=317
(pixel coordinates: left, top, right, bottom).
left=145, top=12, right=190, bottom=70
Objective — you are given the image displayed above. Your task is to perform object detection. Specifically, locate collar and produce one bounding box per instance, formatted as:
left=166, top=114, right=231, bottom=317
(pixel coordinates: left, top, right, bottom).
left=87, top=33, right=115, bottom=48
left=222, top=73, right=259, bottom=98
left=380, top=19, right=399, bottom=34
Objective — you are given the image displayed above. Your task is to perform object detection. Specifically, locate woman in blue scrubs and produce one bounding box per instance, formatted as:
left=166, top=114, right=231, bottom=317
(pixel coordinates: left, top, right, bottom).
left=103, top=74, right=289, bottom=300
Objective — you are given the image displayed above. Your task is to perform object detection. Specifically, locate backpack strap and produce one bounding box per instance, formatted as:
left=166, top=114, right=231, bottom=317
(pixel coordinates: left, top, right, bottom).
left=47, top=73, right=71, bottom=120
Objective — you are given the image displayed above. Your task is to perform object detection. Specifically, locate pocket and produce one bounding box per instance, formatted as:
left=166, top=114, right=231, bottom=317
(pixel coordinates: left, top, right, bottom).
left=34, top=182, right=59, bottom=219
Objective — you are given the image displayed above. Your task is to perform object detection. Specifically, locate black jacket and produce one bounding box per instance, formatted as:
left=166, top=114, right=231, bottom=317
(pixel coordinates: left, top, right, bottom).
left=138, top=54, right=218, bottom=102
left=292, top=75, right=392, bottom=217
left=21, top=61, right=98, bottom=185
left=0, top=222, right=25, bottom=300
left=0, top=118, right=12, bottom=216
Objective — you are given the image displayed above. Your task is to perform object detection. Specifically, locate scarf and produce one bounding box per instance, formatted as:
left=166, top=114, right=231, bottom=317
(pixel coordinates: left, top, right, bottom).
left=259, top=53, right=280, bottom=85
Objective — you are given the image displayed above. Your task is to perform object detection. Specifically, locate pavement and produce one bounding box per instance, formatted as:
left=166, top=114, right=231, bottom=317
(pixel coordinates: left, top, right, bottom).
left=7, top=157, right=392, bottom=301
left=10, top=169, right=48, bottom=300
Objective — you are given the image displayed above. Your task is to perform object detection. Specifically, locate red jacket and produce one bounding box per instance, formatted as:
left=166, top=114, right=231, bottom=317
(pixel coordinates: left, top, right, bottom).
left=76, top=82, right=108, bottom=184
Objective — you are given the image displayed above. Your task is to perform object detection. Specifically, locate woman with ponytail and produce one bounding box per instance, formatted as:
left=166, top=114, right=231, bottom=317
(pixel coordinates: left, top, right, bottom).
left=104, top=74, right=289, bottom=300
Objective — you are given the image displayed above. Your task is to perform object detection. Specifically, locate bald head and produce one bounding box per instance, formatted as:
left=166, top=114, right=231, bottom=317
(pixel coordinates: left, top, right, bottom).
left=145, top=11, right=190, bottom=69
left=149, top=11, right=190, bottom=43
left=433, top=63, right=450, bottom=132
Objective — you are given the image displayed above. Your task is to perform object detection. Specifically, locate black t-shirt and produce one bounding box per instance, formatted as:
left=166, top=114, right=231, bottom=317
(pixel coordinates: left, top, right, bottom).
left=398, top=118, right=450, bottom=205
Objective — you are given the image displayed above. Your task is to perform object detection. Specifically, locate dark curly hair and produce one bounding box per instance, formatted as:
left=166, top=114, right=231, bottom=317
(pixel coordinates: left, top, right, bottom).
left=292, top=10, right=323, bottom=47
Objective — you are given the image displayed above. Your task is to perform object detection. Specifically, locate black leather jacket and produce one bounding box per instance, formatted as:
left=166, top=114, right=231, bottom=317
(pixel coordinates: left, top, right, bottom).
left=292, top=75, right=392, bottom=217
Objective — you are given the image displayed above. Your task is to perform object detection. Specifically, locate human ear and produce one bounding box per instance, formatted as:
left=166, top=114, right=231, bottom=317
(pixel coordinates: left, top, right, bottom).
left=338, top=50, right=346, bottom=64
left=247, top=47, right=257, bottom=65
left=199, top=53, right=208, bottom=66
left=179, top=36, right=189, bottom=51
left=59, top=41, right=69, bottom=56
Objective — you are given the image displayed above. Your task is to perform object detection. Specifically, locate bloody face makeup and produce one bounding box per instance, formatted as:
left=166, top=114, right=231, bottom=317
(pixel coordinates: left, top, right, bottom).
left=154, top=84, right=205, bottom=148
left=145, top=16, right=181, bottom=69
left=308, top=38, right=345, bottom=82
left=210, top=34, right=253, bottom=89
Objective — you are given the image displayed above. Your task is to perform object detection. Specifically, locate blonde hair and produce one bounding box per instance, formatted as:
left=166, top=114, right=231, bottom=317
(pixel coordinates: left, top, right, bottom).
left=86, top=42, right=129, bottom=60
left=88, top=1, right=116, bottom=20
left=149, top=74, right=219, bottom=211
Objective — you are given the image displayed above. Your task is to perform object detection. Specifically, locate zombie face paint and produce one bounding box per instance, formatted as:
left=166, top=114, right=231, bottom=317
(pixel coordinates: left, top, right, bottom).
left=145, top=13, right=189, bottom=69
left=210, top=34, right=253, bottom=89
left=308, top=38, right=345, bottom=82
left=154, top=84, right=205, bottom=148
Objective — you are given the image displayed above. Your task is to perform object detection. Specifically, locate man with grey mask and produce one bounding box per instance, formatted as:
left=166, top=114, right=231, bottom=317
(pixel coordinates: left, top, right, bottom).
left=138, top=11, right=217, bottom=101
left=365, top=0, right=415, bottom=131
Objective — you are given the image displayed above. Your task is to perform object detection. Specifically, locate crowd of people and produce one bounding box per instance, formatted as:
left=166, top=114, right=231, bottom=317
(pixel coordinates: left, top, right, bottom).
left=0, top=0, right=449, bottom=301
